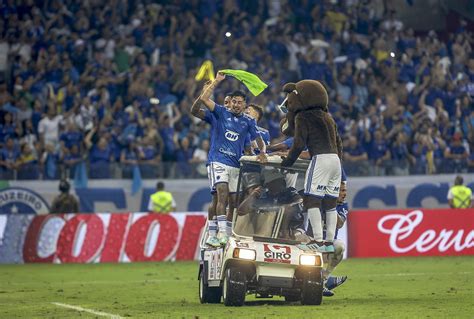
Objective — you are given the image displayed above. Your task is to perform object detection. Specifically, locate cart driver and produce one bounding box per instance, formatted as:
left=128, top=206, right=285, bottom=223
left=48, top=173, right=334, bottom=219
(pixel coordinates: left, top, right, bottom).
left=237, top=169, right=304, bottom=239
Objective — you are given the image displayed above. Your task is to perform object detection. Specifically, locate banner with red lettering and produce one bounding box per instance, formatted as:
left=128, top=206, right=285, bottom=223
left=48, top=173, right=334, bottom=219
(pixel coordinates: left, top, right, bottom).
left=348, top=209, right=474, bottom=258
left=0, top=213, right=207, bottom=264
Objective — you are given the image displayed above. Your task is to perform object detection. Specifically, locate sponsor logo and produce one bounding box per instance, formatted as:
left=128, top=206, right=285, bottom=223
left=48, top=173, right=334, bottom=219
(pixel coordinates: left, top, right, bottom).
left=317, top=185, right=326, bottom=191
left=224, top=130, right=239, bottom=142
left=263, top=244, right=291, bottom=264
left=213, top=164, right=225, bottom=174
left=1, top=212, right=207, bottom=264
left=218, top=148, right=237, bottom=157
left=348, top=208, right=474, bottom=258
left=378, top=210, right=474, bottom=254
left=0, top=188, right=50, bottom=215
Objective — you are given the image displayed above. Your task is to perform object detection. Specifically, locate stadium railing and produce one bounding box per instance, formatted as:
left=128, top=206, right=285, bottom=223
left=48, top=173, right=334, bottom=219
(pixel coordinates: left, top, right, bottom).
left=1, top=159, right=472, bottom=180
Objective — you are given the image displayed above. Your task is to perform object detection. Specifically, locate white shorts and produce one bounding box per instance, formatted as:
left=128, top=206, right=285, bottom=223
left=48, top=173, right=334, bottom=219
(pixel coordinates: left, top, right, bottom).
left=207, top=162, right=240, bottom=193
left=304, top=154, right=341, bottom=198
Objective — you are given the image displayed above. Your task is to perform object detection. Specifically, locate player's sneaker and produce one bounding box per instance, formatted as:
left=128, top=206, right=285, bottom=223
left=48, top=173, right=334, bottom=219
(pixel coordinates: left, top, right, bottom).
left=325, top=275, right=347, bottom=290
left=298, top=240, right=325, bottom=253
left=217, top=232, right=229, bottom=246
left=323, top=288, right=334, bottom=297
left=205, top=236, right=221, bottom=247
left=324, top=242, right=335, bottom=253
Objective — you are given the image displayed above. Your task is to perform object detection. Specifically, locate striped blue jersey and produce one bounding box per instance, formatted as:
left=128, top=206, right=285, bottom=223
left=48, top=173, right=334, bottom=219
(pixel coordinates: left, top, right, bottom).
left=204, top=104, right=259, bottom=168
left=249, top=125, right=270, bottom=154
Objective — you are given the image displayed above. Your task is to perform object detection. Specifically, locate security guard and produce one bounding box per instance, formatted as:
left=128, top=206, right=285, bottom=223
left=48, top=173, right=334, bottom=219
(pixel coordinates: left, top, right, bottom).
left=447, top=176, right=473, bottom=209
left=50, top=180, right=80, bottom=214
left=147, top=181, right=176, bottom=213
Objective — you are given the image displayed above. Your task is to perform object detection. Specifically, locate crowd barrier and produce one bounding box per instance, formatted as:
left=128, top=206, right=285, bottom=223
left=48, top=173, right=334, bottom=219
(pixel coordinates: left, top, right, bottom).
left=1, top=174, right=473, bottom=214
left=0, top=209, right=472, bottom=264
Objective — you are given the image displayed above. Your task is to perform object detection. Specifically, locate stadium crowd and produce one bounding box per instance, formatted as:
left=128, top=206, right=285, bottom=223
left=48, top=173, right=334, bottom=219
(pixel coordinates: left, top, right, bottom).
left=0, top=0, right=472, bottom=180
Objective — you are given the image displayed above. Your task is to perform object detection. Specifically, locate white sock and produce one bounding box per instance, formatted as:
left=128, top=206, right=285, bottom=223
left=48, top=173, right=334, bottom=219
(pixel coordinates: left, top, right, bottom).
left=308, top=207, right=323, bottom=242
left=226, top=221, right=232, bottom=236
left=217, top=215, right=227, bottom=233
left=208, top=219, right=217, bottom=237
left=325, top=208, right=337, bottom=242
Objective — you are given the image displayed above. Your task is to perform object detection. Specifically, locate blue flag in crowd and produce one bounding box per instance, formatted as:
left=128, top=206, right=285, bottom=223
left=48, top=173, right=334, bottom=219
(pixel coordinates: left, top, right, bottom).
left=131, top=165, right=142, bottom=195
left=74, top=161, right=88, bottom=189
left=46, top=154, right=56, bottom=179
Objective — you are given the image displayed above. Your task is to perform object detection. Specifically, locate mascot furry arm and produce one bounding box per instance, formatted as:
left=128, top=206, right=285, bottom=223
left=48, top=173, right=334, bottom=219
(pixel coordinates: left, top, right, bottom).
left=281, top=113, right=308, bottom=167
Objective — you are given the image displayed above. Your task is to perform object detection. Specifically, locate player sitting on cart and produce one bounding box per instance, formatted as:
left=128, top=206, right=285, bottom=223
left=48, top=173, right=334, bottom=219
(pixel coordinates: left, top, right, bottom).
left=237, top=168, right=304, bottom=239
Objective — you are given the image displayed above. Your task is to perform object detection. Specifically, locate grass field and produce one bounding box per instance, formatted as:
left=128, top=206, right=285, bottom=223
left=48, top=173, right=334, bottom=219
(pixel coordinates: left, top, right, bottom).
left=0, top=256, right=472, bottom=319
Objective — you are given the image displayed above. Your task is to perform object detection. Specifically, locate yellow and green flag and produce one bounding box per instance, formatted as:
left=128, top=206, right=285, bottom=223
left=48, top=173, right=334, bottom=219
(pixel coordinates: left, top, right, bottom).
left=195, top=60, right=215, bottom=81
left=219, top=69, right=268, bottom=96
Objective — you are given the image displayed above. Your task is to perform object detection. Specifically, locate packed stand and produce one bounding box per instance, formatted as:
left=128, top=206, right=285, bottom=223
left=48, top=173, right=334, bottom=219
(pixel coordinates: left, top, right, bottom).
left=0, top=0, right=472, bottom=180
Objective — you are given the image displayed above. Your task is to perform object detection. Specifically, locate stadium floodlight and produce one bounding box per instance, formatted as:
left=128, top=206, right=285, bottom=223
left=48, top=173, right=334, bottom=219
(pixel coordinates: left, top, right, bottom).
left=233, top=248, right=256, bottom=260
left=300, top=254, right=321, bottom=266
left=150, top=98, right=160, bottom=105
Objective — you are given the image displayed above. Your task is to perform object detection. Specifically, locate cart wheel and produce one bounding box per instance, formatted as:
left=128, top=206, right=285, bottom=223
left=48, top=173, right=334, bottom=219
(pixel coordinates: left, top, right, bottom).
left=301, top=270, right=323, bottom=305
left=222, top=267, right=247, bottom=306
left=199, top=269, right=222, bottom=304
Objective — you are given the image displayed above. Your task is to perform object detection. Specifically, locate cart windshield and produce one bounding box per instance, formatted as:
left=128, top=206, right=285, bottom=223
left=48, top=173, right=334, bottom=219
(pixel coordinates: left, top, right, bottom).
left=233, top=156, right=309, bottom=242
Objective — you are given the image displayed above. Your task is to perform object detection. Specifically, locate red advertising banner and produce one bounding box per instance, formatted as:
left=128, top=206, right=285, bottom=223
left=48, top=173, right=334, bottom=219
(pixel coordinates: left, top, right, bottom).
left=0, top=212, right=207, bottom=264
left=348, top=208, right=474, bottom=258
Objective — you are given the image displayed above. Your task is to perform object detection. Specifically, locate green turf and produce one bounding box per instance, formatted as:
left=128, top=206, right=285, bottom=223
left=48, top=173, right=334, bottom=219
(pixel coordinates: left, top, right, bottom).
left=0, top=257, right=472, bottom=318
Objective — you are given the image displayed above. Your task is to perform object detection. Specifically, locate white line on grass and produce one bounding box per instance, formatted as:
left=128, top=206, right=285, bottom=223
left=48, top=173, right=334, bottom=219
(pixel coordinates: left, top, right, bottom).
left=51, top=302, right=124, bottom=319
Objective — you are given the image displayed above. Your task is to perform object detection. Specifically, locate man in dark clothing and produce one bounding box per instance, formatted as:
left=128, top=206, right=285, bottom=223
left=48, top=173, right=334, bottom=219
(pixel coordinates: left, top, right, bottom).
left=238, top=169, right=303, bottom=239
left=50, top=180, right=79, bottom=214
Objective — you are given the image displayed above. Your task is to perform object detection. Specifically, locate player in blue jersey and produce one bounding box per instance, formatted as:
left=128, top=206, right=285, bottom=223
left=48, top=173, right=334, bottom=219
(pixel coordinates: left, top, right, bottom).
left=241, top=103, right=271, bottom=194
left=245, top=103, right=271, bottom=149
left=191, top=84, right=253, bottom=244
left=323, top=169, right=348, bottom=296
left=200, top=72, right=267, bottom=246
left=191, top=82, right=234, bottom=246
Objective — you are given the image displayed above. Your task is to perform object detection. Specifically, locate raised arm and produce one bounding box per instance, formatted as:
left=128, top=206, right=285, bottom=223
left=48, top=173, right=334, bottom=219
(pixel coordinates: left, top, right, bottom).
left=191, top=81, right=212, bottom=120
left=171, top=104, right=181, bottom=124
left=200, top=72, right=225, bottom=111
left=191, top=96, right=206, bottom=120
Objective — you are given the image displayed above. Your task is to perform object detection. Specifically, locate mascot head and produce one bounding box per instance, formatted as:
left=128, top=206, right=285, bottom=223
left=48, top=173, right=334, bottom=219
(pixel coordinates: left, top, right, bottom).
left=280, top=80, right=329, bottom=136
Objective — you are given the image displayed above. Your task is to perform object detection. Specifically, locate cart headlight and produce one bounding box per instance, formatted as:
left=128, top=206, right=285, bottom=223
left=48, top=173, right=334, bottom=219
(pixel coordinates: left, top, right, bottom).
left=300, top=254, right=321, bottom=266
left=233, top=248, right=256, bottom=260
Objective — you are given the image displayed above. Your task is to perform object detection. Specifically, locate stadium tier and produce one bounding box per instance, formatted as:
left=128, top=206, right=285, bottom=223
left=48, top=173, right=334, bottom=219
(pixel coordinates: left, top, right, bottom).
left=0, top=1, right=472, bottom=180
